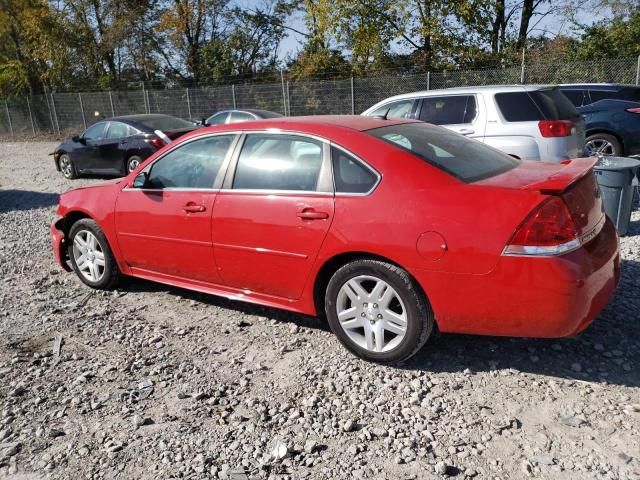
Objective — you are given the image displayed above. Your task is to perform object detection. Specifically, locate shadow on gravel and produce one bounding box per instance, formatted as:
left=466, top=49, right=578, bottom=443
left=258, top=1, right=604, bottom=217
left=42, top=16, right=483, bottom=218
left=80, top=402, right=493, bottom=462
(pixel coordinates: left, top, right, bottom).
left=0, top=189, right=58, bottom=213
left=112, top=252, right=640, bottom=387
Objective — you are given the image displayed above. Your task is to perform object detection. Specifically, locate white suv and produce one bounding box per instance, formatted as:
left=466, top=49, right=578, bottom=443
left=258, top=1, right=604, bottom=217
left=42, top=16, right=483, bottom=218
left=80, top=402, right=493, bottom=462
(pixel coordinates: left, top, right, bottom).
left=362, top=85, right=585, bottom=162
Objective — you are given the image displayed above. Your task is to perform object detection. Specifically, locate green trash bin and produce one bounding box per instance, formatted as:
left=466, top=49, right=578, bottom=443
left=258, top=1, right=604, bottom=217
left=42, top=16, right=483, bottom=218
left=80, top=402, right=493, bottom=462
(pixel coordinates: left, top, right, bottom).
left=593, top=156, right=640, bottom=236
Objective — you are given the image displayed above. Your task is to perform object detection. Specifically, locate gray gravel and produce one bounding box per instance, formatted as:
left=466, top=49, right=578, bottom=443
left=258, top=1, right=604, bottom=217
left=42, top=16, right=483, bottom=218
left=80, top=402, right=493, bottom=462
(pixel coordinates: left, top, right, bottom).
left=1, top=141, right=640, bottom=479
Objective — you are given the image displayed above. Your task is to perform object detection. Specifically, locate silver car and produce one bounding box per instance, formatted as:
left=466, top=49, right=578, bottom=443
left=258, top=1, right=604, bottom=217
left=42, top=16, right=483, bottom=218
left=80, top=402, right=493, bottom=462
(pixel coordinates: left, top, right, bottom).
left=362, top=85, right=585, bottom=162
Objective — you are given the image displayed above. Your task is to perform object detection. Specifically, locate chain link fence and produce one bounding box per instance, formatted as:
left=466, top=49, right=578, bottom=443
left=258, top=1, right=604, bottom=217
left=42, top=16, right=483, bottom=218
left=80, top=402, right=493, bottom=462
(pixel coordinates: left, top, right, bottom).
left=1, top=56, right=639, bottom=138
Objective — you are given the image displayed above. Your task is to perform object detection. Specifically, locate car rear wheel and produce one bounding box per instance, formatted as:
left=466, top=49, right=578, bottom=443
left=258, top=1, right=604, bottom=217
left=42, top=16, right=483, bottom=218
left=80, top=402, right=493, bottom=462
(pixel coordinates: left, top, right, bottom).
left=126, top=155, right=143, bottom=174
left=68, top=219, right=121, bottom=290
left=325, top=259, right=433, bottom=363
left=585, top=133, right=622, bottom=156
left=59, top=154, right=77, bottom=179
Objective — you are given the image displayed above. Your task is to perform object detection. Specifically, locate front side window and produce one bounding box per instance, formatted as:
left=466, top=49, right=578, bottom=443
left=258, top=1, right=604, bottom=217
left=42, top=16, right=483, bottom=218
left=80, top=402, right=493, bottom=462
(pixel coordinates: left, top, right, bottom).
left=419, top=95, right=477, bottom=125
left=147, top=135, right=233, bottom=189
left=561, top=89, right=588, bottom=107
left=331, top=147, right=378, bottom=194
left=368, top=99, right=416, bottom=119
left=106, top=122, right=129, bottom=139
left=206, top=112, right=229, bottom=125
left=229, top=111, right=254, bottom=123
left=233, top=134, right=323, bottom=191
left=366, top=123, right=518, bottom=183
left=82, top=123, right=106, bottom=141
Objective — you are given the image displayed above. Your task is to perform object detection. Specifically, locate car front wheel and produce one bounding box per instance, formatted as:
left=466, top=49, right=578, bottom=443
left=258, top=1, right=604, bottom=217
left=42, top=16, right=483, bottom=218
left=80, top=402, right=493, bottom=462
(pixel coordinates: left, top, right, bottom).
left=325, top=259, right=433, bottom=363
left=68, top=219, right=121, bottom=290
left=58, top=154, right=77, bottom=179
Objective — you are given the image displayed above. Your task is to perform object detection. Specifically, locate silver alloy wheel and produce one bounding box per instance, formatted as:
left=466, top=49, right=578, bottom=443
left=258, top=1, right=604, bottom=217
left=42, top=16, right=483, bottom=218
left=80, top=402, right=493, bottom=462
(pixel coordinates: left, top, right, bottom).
left=336, top=275, right=408, bottom=353
left=72, top=230, right=106, bottom=282
left=585, top=138, right=616, bottom=156
left=59, top=155, right=73, bottom=178
left=127, top=157, right=140, bottom=172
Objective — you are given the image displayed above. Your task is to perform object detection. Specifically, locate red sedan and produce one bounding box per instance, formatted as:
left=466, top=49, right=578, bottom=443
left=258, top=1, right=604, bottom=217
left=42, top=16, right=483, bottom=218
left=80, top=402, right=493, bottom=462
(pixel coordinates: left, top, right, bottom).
left=51, top=116, right=620, bottom=363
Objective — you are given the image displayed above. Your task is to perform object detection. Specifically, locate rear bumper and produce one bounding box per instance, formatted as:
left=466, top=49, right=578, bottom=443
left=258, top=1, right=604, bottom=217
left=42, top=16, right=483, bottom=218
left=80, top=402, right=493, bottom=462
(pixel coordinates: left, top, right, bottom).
left=50, top=219, right=71, bottom=271
left=413, top=217, right=620, bottom=338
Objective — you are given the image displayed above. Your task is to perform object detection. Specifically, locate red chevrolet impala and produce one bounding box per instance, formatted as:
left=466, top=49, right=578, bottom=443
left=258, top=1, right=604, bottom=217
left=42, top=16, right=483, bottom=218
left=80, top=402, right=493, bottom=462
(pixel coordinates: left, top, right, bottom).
left=50, top=116, right=620, bottom=363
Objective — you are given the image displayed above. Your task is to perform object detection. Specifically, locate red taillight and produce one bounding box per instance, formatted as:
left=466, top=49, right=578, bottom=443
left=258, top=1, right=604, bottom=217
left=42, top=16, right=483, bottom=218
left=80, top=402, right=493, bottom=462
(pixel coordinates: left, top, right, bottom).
left=146, top=137, right=165, bottom=149
left=625, top=107, right=640, bottom=114
left=504, top=197, right=580, bottom=256
left=538, top=120, right=574, bottom=138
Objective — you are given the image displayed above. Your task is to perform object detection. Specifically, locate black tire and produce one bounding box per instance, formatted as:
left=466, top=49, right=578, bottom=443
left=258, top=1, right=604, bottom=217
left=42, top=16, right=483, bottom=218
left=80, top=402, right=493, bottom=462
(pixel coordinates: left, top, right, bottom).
left=325, top=259, right=433, bottom=363
left=67, top=219, right=121, bottom=290
left=126, top=155, right=143, bottom=174
left=58, top=154, right=77, bottom=179
left=585, top=133, right=622, bottom=156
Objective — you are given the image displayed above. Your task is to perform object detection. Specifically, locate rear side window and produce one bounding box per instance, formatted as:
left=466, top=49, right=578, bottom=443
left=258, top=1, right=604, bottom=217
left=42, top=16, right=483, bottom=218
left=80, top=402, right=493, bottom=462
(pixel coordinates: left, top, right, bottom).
left=233, top=134, right=323, bottom=191
left=331, top=147, right=378, bottom=194
left=616, top=87, right=640, bottom=102
left=366, top=123, right=518, bottom=183
left=589, top=90, right=617, bottom=103
left=369, top=99, right=416, bottom=119
left=495, top=89, right=578, bottom=121
left=229, top=111, right=254, bottom=123
left=418, top=95, right=477, bottom=124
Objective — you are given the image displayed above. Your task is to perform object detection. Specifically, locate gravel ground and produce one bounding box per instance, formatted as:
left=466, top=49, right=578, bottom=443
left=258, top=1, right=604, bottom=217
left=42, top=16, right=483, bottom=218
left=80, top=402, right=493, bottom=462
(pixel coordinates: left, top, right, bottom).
left=1, top=141, right=639, bottom=480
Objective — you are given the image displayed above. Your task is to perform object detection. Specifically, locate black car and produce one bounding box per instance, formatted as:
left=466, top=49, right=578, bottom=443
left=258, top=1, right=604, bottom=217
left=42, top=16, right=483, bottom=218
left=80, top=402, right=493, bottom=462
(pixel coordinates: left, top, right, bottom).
left=559, top=84, right=640, bottom=156
left=199, top=109, right=283, bottom=126
left=53, top=114, right=197, bottom=179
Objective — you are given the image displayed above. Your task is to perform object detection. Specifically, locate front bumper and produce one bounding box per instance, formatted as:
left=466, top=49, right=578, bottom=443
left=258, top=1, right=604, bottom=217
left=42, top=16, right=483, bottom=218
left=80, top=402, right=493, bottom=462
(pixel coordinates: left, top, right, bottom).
left=50, top=218, right=71, bottom=271
left=413, top=217, right=620, bottom=338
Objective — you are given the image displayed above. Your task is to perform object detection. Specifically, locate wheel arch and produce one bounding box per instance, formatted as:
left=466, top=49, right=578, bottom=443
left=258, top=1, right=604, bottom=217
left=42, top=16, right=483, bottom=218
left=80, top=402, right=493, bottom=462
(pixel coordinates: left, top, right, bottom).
left=312, top=251, right=435, bottom=326
left=53, top=150, right=66, bottom=171
left=585, top=129, right=624, bottom=153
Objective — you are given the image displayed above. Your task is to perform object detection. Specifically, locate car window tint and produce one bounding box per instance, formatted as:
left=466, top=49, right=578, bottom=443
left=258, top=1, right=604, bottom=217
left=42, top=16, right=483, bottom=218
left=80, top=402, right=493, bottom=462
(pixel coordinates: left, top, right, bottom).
left=233, top=134, right=323, bottom=191
left=588, top=90, right=616, bottom=103
left=141, top=116, right=194, bottom=131
left=82, top=123, right=106, bottom=140
left=616, top=87, right=640, bottom=101
left=106, top=122, right=129, bottom=139
left=530, top=89, right=578, bottom=120
left=366, top=123, right=518, bottom=183
left=369, top=99, right=415, bottom=119
left=419, top=95, right=476, bottom=124
left=331, top=147, right=377, bottom=194
left=207, top=112, right=228, bottom=125
left=495, top=92, right=542, bottom=121
left=229, top=112, right=254, bottom=123
left=561, top=89, right=588, bottom=107
left=147, top=135, right=233, bottom=189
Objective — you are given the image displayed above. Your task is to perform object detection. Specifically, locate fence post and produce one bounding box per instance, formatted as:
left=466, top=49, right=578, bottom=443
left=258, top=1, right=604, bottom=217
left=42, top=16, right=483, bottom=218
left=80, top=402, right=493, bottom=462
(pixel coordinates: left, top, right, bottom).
left=636, top=55, right=640, bottom=85
left=350, top=77, right=355, bottom=115
left=50, top=93, right=61, bottom=136
left=286, top=81, right=291, bottom=117
left=26, top=96, right=36, bottom=135
left=231, top=85, right=237, bottom=109
left=520, top=48, right=526, bottom=84
left=5, top=101, right=14, bottom=138
left=186, top=88, right=192, bottom=119
left=78, top=93, right=87, bottom=129
left=108, top=91, right=115, bottom=116
left=280, top=70, right=287, bottom=115
left=44, top=90, right=55, bottom=133
left=427, top=71, right=431, bottom=90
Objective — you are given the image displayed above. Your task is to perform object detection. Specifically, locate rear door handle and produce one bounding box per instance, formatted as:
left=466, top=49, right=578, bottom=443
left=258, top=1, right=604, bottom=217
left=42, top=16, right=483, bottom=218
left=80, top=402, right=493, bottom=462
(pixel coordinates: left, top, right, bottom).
left=458, top=128, right=475, bottom=136
left=297, top=209, right=329, bottom=220
left=183, top=203, right=206, bottom=213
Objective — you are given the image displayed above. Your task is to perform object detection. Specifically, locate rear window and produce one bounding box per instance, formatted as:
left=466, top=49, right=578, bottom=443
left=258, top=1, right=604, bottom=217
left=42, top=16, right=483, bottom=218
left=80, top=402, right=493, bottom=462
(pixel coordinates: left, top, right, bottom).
left=495, top=89, right=578, bottom=121
left=365, top=123, right=519, bottom=183
left=140, top=116, right=195, bottom=131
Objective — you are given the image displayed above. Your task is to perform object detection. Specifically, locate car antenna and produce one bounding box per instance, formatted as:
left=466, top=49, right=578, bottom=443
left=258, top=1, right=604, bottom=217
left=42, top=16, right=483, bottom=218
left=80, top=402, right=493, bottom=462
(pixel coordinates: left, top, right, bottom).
left=374, top=107, right=391, bottom=120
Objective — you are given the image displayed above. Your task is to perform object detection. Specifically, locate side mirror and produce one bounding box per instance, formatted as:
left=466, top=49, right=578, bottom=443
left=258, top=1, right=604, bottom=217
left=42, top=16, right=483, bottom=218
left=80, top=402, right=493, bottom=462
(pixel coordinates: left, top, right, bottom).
left=133, top=171, right=149, bottom=188
left=72, top=135, right=80, bottom=142
left=201, top=117, right=208, bottom=127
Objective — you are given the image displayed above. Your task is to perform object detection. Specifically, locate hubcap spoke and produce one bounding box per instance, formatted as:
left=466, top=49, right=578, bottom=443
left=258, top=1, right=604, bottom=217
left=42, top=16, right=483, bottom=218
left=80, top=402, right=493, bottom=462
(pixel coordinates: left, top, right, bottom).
left=336, top=274, right=408, bottom=353
left=72, top=230, right=105, bottom=283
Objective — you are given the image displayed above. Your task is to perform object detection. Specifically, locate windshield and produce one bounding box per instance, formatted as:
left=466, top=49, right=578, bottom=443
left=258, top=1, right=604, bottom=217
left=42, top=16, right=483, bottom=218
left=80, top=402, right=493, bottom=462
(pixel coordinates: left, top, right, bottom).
left=141, top=116, right=195, bottom=131
left=365, top=123, right=519, bottom=183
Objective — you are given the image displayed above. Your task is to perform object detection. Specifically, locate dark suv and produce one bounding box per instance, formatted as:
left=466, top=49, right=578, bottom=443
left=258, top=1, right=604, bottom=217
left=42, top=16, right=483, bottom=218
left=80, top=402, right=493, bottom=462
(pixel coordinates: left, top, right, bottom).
left=559, top=84, right=640, bottom=156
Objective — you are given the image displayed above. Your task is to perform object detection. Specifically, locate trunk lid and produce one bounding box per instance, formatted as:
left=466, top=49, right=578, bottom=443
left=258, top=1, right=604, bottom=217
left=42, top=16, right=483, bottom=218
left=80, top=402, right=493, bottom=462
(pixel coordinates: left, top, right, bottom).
left=479, top=158, right=605, bottom=238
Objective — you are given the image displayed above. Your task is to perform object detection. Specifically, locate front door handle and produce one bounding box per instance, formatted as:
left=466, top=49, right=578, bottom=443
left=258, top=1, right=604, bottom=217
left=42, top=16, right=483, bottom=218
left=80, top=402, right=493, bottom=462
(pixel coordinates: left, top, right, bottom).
left=183, top=203, right=206, bottom=213
left=297, top=208, right=329, bottom=220
left=458, top=128, right=475, bottom=136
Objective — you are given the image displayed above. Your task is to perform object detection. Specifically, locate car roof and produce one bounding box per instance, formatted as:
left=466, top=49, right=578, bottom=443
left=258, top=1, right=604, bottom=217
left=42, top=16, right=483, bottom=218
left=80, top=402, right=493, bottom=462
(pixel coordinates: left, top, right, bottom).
left=372, top=84, right=555, bottom=103
left=558, top=83, right=626, bottom=90
left=213, top=109, right=283, bottom=117
left=108, top=114, right=179, bottom=123
left=197, top=115, right=416, bottom=135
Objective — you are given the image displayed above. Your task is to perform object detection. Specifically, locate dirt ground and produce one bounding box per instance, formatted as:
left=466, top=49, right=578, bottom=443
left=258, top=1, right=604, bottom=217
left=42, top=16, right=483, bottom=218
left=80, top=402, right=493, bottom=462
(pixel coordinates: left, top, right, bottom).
left=0, top=141, right=639, bottom=480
